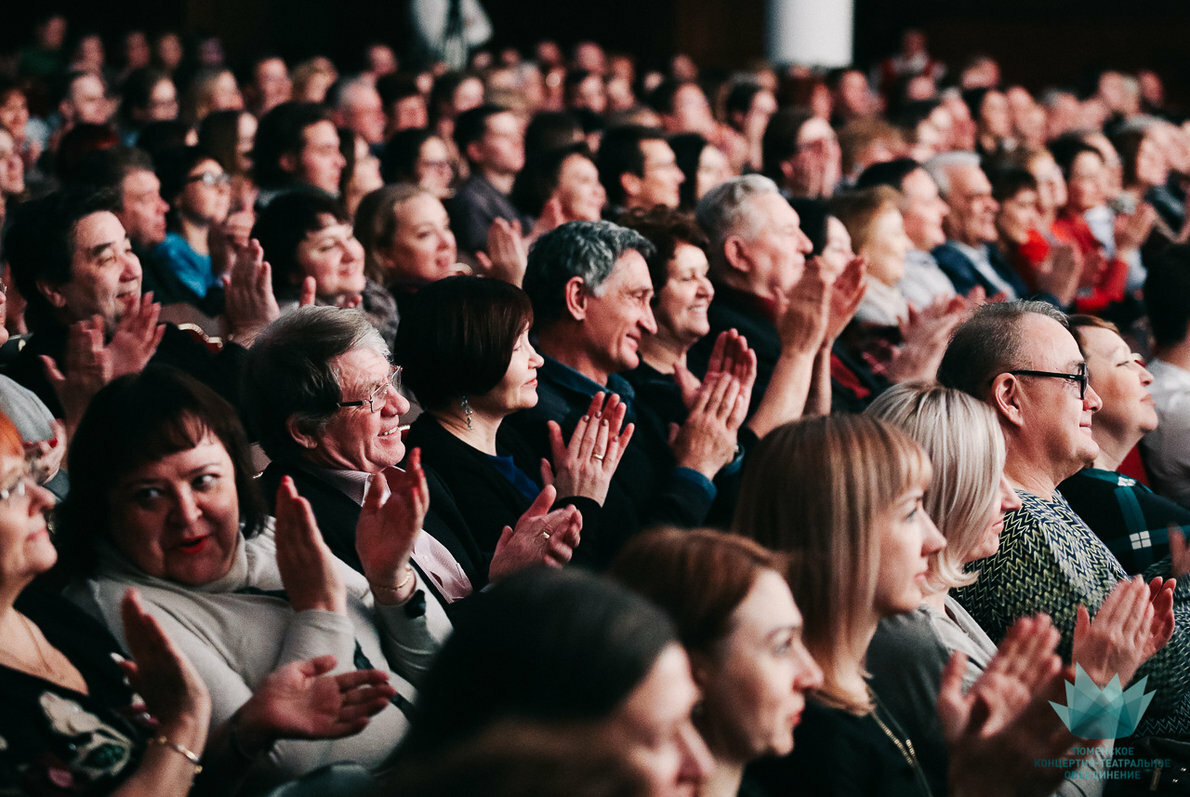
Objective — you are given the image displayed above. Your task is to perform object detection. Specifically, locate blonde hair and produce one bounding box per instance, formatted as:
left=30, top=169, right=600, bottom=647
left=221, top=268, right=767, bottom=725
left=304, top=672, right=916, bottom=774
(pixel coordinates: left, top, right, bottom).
left=732, top=414, right=930, bottom=712
left=828, top=185, right=901, bottom=253
left=866, top=381, right=1005, bottom=591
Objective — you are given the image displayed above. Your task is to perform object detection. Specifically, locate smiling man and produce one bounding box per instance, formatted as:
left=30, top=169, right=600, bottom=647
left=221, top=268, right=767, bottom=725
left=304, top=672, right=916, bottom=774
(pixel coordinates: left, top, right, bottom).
left=939, top=300, right=1190, bottom=737
left=3, top=191, right=250, bottom=418
left=510, top=220, right=742, bottom=562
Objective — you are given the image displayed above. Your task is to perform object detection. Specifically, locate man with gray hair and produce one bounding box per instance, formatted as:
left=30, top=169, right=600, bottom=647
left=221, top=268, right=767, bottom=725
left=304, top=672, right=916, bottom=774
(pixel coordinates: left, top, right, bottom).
left=688, top=174, right=837, bottom=421
left=509, top=220, right=745, bottom=560
left=939, top=300, right=1190, bottom=738
left=332, top=77, right=387, bottom=148
left=927, top=151, right=1033, bottom=299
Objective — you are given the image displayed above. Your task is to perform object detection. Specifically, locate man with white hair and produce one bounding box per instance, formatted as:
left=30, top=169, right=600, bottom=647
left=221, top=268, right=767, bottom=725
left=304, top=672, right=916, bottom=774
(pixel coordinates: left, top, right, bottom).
left=333, top=77, right=387, bottom=148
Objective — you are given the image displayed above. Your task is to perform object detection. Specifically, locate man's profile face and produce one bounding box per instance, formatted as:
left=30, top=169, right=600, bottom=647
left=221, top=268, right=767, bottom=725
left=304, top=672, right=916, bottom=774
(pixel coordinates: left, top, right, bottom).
left=733, top=192, right=812, bottom=302
left=297, top=120, right=346, bottom=195
left=628, top=139, right=683, bottom=210
left=944, top=164, right=998, bottom=246
left=119, top=169, right=169, bottom=247
left=53, top=211, right=143, bottom=330
left=67, top=74, right=110, bottom=126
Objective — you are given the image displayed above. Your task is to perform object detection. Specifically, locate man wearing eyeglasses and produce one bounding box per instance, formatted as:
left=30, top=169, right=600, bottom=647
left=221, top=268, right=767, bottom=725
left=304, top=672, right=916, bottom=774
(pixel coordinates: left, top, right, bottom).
left=938, top=299, right=1190, bottom=737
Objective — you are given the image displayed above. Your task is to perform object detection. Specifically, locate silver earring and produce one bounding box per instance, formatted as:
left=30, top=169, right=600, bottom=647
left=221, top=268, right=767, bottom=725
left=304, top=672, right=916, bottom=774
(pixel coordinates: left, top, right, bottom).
left=461, top=395, right=473, bottom=431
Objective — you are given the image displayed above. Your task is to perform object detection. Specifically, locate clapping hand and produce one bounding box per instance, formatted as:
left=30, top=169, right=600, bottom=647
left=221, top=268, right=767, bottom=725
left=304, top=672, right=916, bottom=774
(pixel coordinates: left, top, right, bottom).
left=356, top=450, right=430, bottom=605
left=542, top=392, right=633, bottom=505
left=489, top=485, right=583, bottom=581
left=274, top=477, right=348, bottom=615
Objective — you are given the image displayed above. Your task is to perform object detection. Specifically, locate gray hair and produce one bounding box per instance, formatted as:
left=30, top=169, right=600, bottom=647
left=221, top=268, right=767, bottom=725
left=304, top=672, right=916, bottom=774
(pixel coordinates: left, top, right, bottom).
left=695, top=174, right=782, bottom=271
left=242, top=306, right=389, bottom=462
left=522, top=220, right=655, bottom=329
left=867, top=382, right=1006, bottom=591
left=937, top=300, right=1068, bottom=401
left=923, top=151, right=982, bottom=199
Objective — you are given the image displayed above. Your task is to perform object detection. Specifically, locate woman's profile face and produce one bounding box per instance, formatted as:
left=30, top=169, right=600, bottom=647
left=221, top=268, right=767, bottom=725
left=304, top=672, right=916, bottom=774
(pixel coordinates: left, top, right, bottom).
left=108, top=433, right=241, bottom=587
left=415, top=137, right=454, bottom=199
left=385, top=194, right=458, bottom=284
left=604, top=644, right=713, bottom=797
left=697, top=570, right=822, bottom=761
left=296, top=214, right=367, bottom=300
left=476, top=326, right=544, bottom=416
left=554, top=153, right=604, bottom=222
left=695, top=145, right=731, bottom=201
left=0, top=450, right=57, bottom=587
left=873, top=483, right=946, bottom=616
left=860, top=209, right=911, bottom=287
left=818, top=216, right=854, bottom=282
left=179, top=158, right=231, bottom=226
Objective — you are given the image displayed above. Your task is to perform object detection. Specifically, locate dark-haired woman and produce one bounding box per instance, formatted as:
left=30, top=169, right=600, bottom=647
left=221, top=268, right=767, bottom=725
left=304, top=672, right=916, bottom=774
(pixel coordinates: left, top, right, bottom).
left=397, top=275, right=629, bottom=562
left=60, top=367, right=446, bottom=792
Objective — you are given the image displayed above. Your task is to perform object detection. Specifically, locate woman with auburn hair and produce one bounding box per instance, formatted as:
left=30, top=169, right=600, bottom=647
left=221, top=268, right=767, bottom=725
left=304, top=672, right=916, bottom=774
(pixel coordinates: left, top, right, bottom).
left=610, top=527, right=823, bottom=797
left=731, top=413, right=944, bottom=796
left=866, top=381, right=1173, bottom=796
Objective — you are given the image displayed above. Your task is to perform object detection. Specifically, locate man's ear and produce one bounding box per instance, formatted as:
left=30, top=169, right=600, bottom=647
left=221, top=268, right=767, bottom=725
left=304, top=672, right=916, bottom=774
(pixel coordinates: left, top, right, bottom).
left=285, top=415, right=319, bottom=450
left=562, top=276, right=587, bottom=322
left=779, top=158, right=796, bottom=185
left=465, top=140, right=485, bottom=166
left=722, top=234, right=751, bottom=275
left=989, top=373, right=1025, bottom=429
left=35, top=280, right=68, bottom=310
left=620, top=171, right=642, bottom=203
left=279, top=150, right=299, bottom=175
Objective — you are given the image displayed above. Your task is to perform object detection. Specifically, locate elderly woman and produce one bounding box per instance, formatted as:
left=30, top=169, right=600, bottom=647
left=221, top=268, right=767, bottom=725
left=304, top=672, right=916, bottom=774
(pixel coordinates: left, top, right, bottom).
left=390, top=567, right=713, bottom=795
left=866, top=381, right=1172, bottom=796
left=243, top=306, right=578, bottom=603
left=611, top=528, right=823, bottom=797
left=1059, top=316, right=1190, bottom=572
left=396, top=276, right=625, bottom=562
left=252, top=190, right=400, bottom=348
left=60, top=367, right=433, bottom=792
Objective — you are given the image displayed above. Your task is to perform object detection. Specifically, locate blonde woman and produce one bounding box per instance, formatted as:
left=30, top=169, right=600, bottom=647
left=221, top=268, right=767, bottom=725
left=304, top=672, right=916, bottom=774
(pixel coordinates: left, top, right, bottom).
left=732, top=414, right=945, bottom=796
left=866, top=382, right=1174, bottom=797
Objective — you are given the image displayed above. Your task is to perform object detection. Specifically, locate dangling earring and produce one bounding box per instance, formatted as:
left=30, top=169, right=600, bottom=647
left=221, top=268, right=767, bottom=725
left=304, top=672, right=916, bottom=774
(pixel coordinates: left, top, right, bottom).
left=461, top=395, right=473, bottom=431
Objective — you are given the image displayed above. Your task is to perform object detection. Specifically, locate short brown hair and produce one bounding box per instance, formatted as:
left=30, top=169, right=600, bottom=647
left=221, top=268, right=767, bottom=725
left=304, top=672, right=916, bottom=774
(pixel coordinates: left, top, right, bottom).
left=829, top=185, right=901, bottom=253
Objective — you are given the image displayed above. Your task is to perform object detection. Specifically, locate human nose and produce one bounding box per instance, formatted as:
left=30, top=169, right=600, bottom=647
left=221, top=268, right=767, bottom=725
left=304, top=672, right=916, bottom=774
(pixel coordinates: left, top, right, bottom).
left=796, top=228, right=813, bottom=254
left=793, top=643, right=824, bottom=692
left=999, top=474, right=1022, bottom=513
left=1084, top=382, right=1103, bottom=412
left=122, top=249, right=143, bottom=281
left=383, top=383, right=410, bottom=416
left=641, top=304, right=659, bottom=335
left=528, top=341, right=544, bottom=368
left=26, top=479, right=56, bottom=514
left=676, top=722, right=713, bottom=786
left=921, top=514, right=946, bottom=556
left=1139, top=362, right=1154, bottom=387
left=170, top=488, right=202, bottom=526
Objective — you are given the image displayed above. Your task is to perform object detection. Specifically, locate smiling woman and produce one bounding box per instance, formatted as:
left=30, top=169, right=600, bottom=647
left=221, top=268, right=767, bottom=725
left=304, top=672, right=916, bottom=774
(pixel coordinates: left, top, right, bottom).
left=58, top=366, right=451, bottom=792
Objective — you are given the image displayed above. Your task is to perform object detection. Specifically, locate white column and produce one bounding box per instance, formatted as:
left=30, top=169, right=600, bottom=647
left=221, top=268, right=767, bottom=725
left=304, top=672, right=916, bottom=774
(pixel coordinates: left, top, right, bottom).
left=766, top=0, right=854, bottom=68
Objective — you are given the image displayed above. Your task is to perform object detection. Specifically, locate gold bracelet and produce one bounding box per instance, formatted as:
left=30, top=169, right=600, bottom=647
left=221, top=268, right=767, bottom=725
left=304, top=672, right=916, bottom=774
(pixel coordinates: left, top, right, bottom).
left=396, top=564, right=414, bottom=590
left=149, top=735, right=203, bottom=775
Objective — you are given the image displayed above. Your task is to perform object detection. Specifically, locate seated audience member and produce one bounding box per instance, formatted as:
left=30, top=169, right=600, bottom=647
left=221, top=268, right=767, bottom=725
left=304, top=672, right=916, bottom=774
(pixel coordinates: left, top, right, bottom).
left=380, top=128, right=455, bottom=199
left=856, top=158, right=960, bottom=309
left=252, top=101, right=346, bottom=206
left=153, top=146, right=232, bottom=304
left=511, top=142, right=605, bottom=230
left=1142, top=245, right=1190, bottom=509
left=60, top=367, right=442, bottom=793
left=246, top=55, right=292, bottom=118
left=356, top=184, right=462, bottom=303
left=391, top=568, right=713, bottom=794
left=117, top=68, right=179, bottom=146
left=927, top=151, right=1038, bottom=301
left=242, top=306, right=575, bottom=601
left=2, top=191, right=272, bottom=420
left=0, top=401, right=213, bottom=794
left=396, top=276, right=615, bottom=558
left=831, top=186, right=963, bottom=384
left=185, top=68, right=245, bottom=125
left=837, top=118, right=903, bottom=185
left=669, top=133, right=733, bottom=211
left=724, top=79, right=778, bottom=174
left=1048, top=138, right=1131, bottom=315
left=331, top=77, right=385, bottom=150
left=447, top=104, right=530, bottom=258
left=0, top=125, right=27, bottom=229
left=252, top=191, right=398, bottom=347
left=867, top=381, right=1170, bottom=795
left=1059, top=316, right=1190, bottom=571
left=611, top=528, right=824, bottom=797
left=761, top=108, right=841, bottom=200
left=937, top=300, right=1190, bottom=737
left=338, top=128, right=383, bottom=220
left=377, top=74, right=429, bottom=140
left=508, top=220, right=745, bottom=561
left=596, top=125, right=684, bottom=216
left=734, top=413, right=1082, bottom=795
left=689, top=175, right=853, bottom=418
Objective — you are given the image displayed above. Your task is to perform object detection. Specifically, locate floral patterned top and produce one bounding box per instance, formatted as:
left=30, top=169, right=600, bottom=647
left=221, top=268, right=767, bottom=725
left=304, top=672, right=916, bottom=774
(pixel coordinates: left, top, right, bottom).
left=0, top=589, right=148, bottom=795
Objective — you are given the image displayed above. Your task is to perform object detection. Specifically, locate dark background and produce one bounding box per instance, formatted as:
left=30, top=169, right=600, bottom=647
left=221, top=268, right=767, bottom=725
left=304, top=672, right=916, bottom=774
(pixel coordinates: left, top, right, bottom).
left=6, top=0, right=1190, bottom=101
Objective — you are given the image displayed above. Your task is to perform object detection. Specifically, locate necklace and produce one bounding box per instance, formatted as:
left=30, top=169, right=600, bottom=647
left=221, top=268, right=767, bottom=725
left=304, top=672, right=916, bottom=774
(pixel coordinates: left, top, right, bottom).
left=0, top=612, right=68, bottom=683
left=870, top=688, right=934, bottom=797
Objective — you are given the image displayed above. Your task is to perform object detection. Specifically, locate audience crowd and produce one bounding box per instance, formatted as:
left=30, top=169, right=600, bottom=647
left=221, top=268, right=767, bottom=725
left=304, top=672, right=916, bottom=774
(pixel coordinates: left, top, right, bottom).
left=3, top=13, right=1190, bottom=796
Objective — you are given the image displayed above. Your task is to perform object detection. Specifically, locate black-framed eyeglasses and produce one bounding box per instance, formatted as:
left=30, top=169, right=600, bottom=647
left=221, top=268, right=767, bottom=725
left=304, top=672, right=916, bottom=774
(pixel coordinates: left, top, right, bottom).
left=336, top=366, right=402, bottom=413
left=1005, top=362, right=1088, bottom=400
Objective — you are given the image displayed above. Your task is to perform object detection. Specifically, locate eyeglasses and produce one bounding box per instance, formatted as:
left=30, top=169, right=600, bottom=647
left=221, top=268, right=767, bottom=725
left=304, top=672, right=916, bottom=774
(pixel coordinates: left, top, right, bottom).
left=187, top=172, right=231, bottom=187
left=0, top=468, right=30, bottom=503
left=336, top=366, right=402, bottom=413
left=1005, top=362, right=1088, bottom=400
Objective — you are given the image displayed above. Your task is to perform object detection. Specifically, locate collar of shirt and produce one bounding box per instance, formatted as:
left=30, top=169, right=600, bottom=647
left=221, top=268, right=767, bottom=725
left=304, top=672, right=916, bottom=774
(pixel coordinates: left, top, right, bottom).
left=539, top=355, right=637, bottom=423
